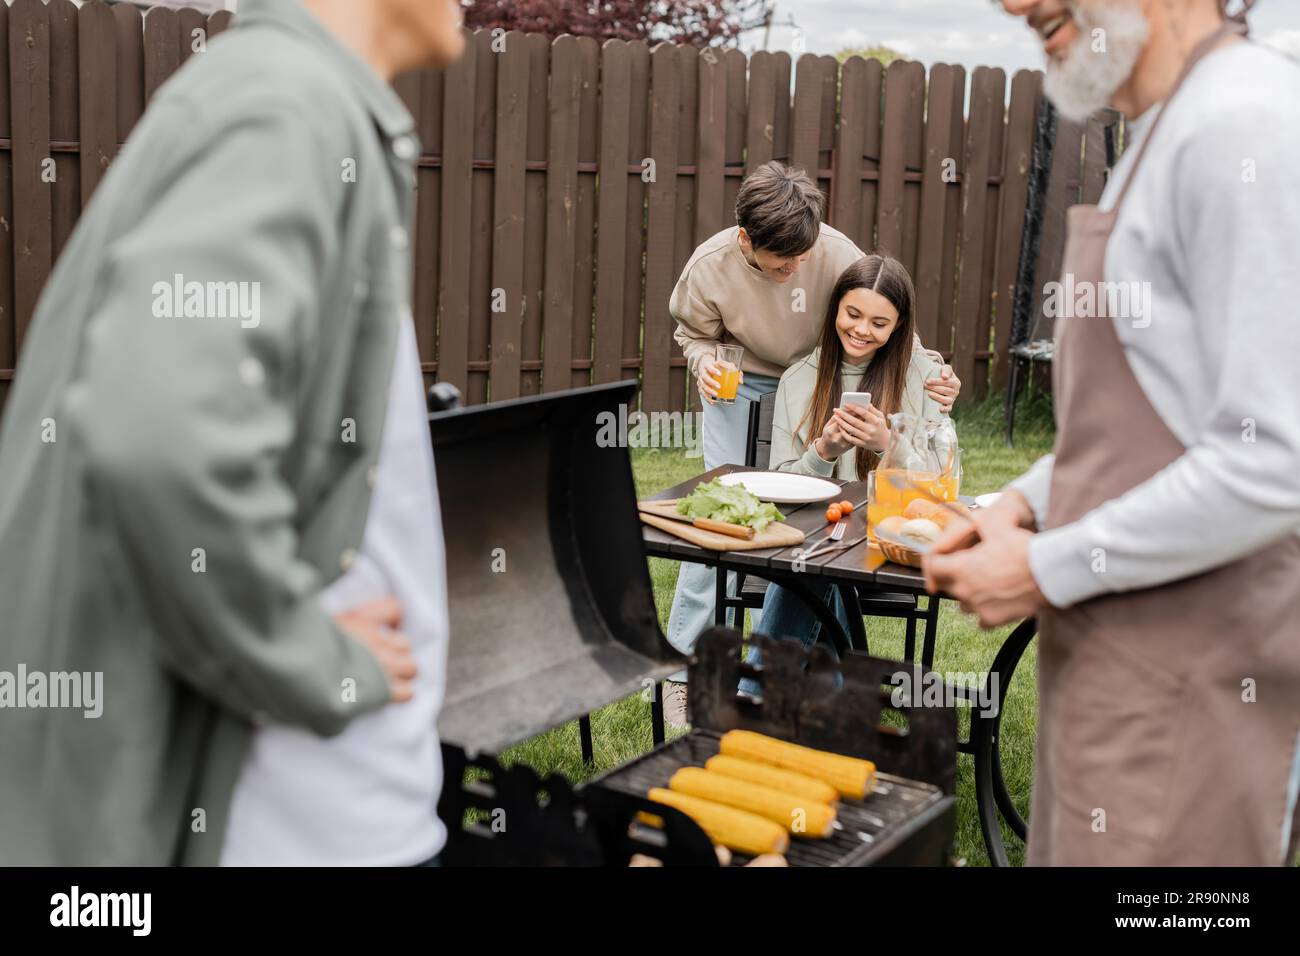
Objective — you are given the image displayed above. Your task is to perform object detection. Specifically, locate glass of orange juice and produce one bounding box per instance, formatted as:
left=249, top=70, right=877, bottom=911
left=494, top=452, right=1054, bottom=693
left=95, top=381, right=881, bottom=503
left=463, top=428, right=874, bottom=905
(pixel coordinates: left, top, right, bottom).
left=714, top=344, right=744, bottom=404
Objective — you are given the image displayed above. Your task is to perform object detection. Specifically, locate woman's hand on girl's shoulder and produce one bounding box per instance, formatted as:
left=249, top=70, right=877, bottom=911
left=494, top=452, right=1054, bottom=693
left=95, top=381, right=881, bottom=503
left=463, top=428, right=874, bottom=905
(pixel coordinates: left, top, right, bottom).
left=923, top=361, right=960, bottom=413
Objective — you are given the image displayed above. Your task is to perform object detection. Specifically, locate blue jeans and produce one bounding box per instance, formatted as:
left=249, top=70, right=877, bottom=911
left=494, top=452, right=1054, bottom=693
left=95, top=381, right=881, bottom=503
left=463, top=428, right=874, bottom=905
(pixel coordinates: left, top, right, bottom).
left=666, top=372, right=780, bottom=676
left=739, top=581, right=853, bottom=697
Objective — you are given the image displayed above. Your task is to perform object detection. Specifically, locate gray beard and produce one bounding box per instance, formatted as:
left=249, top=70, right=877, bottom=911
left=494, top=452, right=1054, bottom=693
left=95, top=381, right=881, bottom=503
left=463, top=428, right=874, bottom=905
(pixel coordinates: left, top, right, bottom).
left=1043, top=2, right=1150, bottom=122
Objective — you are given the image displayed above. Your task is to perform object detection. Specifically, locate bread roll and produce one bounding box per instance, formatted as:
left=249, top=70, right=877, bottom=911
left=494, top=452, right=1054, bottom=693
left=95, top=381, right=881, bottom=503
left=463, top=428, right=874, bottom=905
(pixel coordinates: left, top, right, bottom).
left=876, top=515, right=908, bottom=537
left=899, top=518, right=942, bottom=545
left=903, top=498, right=970, bottom=529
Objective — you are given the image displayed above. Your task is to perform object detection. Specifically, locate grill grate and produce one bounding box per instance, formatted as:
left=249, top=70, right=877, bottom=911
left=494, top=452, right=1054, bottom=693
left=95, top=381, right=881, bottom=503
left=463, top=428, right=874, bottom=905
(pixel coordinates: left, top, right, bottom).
left=441, top=630, right=957, bottom=866
left=592, top=730, right=945, bottom=867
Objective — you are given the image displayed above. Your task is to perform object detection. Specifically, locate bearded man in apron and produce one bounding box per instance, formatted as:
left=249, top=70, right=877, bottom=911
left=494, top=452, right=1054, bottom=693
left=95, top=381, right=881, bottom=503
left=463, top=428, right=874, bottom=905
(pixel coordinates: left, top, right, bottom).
left=926, top=0, right=1300, bottom=866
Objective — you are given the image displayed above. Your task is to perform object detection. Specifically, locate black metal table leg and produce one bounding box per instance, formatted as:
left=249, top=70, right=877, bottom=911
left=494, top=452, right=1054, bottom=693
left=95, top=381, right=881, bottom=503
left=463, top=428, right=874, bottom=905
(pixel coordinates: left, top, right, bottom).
left=835, top=582, right=868, bottom=653
left=747, top=569, right=854, bottom=659
left=649, top=680, right=665, bottom=746
left=692, top=552, right=853, bottom=653
left=987, top=620, right=1036, bottom=841
left=992, top=719, right=1025, bottom=841
left=579, top=713, right=595, bottom=765
left=971, top=618, right=1037, bottom=866
left=919, top=595, right=941, bottom=669
left=714, top=566, right=729, bottom=626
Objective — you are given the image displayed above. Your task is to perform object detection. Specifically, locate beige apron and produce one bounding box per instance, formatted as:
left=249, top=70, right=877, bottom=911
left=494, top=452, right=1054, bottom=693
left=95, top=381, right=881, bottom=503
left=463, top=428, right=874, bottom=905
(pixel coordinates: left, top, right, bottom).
left=1028, top=4, right=1300, bottom=866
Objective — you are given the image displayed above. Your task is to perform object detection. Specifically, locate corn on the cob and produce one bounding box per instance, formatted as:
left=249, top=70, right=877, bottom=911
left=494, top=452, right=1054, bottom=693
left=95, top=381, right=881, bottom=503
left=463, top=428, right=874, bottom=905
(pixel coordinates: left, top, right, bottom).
left=719, top=730, right=876, bottom=799
left=705, top=754, right=840, bottom=806
left=669, top=767, right=836, bottom=837
left=635, top=810, right=665, bottom=830
left=646, top=788, right=789, bottom=856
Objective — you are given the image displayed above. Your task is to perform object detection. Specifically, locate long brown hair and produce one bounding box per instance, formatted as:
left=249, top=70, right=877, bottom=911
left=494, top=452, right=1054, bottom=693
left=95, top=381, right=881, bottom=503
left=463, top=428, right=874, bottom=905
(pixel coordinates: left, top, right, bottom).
left=796, top=254, right=916, bottom=480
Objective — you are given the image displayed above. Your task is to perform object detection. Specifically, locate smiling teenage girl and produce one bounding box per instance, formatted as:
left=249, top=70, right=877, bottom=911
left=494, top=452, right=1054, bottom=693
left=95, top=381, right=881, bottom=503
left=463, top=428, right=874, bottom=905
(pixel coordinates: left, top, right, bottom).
left=740, top=255, right=951, bottom=692
left=769, top=255, right=946, bottom=480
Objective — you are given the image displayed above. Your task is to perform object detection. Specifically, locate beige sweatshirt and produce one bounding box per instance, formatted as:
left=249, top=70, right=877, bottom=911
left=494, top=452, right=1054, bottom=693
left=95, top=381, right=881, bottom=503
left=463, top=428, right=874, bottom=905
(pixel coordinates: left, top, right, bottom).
left=670, top=223, right=865, bottom=379
left=769, top=346, right=946, bottom=480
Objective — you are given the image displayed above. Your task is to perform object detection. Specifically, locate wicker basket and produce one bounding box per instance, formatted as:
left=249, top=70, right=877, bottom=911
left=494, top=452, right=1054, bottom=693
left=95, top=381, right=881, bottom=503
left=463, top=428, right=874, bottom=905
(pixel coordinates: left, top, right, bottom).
left=876, top=536, right=925, bottom=569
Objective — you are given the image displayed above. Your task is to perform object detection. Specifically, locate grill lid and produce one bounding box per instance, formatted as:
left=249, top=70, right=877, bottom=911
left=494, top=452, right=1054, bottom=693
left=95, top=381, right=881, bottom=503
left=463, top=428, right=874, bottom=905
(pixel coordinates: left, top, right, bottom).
left=428, top=381, right=682, bottom=753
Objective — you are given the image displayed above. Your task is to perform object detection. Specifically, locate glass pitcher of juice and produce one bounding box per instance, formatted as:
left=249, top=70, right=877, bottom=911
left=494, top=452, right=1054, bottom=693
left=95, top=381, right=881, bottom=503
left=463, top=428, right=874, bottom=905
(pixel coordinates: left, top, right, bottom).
left=714, top=344, right=744, bottom=404
left=928, top=417, right=961, bottom=501
left=869, top=413, right=953, bottom=538
left=939, top=445, right=962, bottom=500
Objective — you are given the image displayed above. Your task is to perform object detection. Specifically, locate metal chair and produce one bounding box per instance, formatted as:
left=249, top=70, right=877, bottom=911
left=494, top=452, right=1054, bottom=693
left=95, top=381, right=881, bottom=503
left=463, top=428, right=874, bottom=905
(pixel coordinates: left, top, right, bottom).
left=1004, top=99, right=1059, bottom=448
left=719, top=393, right=942, bottom=666
left=1005, top=103, right=1123, bottom=446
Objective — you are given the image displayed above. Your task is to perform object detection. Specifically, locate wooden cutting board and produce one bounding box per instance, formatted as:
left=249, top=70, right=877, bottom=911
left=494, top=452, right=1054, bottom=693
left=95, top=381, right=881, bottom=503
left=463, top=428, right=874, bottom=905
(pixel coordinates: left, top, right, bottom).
left=637, top=499, right=805, bottom=551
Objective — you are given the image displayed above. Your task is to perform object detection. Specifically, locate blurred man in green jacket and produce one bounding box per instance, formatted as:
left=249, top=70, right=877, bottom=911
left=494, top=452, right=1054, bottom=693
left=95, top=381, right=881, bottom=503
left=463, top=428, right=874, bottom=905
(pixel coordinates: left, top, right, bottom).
left=0, top=0, right=465, bottom=864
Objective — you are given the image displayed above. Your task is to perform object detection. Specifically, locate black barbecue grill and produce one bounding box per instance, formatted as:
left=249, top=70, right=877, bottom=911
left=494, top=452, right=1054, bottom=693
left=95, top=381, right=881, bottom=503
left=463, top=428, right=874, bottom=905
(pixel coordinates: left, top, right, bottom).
left=587, top=628, right=957, bottom=867
left=593, top=732, right=948, bottom=867
left=429, top=383, right=958, bottom=867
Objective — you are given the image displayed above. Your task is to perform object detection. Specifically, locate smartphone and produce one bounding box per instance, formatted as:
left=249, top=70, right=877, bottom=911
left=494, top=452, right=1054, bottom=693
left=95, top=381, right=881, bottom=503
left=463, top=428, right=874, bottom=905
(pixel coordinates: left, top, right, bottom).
left=840, top=391, right=872, bottom=409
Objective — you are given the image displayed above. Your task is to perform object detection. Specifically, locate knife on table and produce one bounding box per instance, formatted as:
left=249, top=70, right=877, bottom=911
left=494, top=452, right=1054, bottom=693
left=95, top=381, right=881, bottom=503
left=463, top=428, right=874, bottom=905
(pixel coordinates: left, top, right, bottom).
left=637, top=503, right=756, bottom=541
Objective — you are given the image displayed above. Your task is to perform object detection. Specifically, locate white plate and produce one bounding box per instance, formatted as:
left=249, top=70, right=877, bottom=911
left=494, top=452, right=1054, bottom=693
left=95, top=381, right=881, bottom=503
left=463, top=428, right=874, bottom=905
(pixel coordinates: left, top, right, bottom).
left=975, top=492, right=1003, bottom=510
left=717, top=471, right=842, bottom=504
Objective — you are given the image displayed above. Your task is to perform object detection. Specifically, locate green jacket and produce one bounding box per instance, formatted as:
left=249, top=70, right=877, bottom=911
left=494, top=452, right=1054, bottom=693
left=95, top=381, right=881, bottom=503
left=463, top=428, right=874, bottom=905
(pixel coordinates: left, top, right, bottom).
left=0, top=0, right=419, bottom=864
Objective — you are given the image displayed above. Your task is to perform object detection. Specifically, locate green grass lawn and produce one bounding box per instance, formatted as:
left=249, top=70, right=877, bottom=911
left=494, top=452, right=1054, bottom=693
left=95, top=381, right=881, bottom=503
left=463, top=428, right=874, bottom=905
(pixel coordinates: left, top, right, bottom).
left=501, top=391, right=1057, bottom=866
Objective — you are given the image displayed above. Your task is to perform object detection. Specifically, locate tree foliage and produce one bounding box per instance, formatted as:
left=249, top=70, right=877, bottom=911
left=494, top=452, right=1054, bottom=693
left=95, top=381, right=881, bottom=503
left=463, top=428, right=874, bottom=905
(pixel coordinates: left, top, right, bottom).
left=835, top=46, right=905, bottom=68
left=462, top=1, right=772, bottom=46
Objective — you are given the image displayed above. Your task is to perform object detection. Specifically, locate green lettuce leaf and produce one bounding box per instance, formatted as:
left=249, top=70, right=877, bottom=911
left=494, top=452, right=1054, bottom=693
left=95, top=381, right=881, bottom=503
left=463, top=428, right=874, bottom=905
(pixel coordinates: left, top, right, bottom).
left=676, top=478, right=785, bottom=533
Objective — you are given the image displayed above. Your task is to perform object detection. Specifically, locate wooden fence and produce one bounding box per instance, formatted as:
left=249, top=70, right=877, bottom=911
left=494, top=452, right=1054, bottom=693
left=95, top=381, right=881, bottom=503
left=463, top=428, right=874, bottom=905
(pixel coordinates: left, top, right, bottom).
left=0, top=0, right=1114, bottom=415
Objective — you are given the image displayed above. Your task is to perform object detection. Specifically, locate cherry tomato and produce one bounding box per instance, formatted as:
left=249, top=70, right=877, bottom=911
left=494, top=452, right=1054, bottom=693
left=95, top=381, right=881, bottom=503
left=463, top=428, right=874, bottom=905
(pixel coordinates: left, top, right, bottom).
left=826, top=504, right=843, bottom=523
left=839, top=500, right=854, bottom=515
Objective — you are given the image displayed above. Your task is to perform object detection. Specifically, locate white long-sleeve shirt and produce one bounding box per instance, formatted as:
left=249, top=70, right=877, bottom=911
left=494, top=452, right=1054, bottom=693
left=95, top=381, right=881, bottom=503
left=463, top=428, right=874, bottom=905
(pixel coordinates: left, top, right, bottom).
left=1013, top=42, right=1300, bottom=609
left=222, top=317, right=449, bottom=865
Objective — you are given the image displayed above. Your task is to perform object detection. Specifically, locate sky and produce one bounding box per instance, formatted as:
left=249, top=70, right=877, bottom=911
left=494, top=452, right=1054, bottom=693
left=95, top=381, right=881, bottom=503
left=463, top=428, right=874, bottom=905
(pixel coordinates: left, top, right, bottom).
left=741, top=0, right=1300, bottom=72
left=125, top=1, right=1300, bottom=70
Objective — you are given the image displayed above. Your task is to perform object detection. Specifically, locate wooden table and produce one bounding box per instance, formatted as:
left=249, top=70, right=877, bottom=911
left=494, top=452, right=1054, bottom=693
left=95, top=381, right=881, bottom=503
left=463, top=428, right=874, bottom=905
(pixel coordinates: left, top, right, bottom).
left=641, top=464, right=1039, bottom=866
left=642, top=464, right=942, bottom=659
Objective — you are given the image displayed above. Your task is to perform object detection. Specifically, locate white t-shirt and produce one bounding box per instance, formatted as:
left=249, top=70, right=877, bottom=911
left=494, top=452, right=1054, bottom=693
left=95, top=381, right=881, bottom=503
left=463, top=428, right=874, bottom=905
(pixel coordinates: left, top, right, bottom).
left=221, top=317, right=449, bottom=866
left=1012, top=41, right=1300, bottom=609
